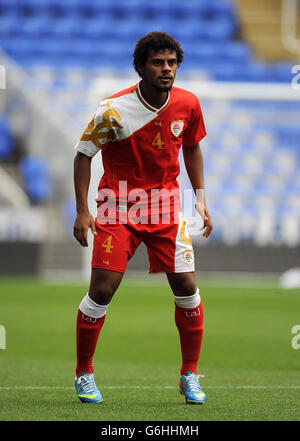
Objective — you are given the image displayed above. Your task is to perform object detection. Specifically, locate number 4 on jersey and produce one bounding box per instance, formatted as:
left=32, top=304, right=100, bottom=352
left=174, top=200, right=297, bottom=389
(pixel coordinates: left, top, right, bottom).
left=101, top=235, right=114, bottom=253
left=152, top=132, right=164, bottom=150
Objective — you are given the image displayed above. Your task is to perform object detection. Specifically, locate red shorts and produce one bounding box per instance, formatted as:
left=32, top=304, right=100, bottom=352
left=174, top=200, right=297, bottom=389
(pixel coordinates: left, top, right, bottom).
left=91, top=212, right=195, bottom=274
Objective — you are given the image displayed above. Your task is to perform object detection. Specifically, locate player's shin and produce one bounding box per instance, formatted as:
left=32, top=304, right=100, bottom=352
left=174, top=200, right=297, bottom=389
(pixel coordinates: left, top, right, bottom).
left=174, top=289, right=203, bottom=375
left=76, top=293, right=109, bottom=377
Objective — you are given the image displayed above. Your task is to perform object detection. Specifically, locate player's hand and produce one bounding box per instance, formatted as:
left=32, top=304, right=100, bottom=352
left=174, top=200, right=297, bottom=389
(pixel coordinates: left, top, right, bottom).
left=73, top=211, right=97, bottom=247
left=195, top=202, right=213, bottom=238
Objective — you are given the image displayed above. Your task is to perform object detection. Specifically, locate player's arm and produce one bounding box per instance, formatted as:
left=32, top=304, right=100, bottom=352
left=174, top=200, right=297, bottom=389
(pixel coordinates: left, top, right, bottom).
left=182, top=143, right=213, bottom=238
left=73, top=152, right=97, bottom=247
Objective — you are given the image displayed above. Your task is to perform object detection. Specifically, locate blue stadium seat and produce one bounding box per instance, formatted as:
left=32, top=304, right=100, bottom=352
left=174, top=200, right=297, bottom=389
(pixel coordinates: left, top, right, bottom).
left=46, top=15, right=81, bottom=38
left=90, top=16, right=143, bottom=42
left=272, top=62, right=294, bottom=83
left=0, top=0, right=24, bottom=15
left=20, top=157, right=48, bottom=179
left=76, top=0, right=109, bottom=16
left=210, top=62, right=245, bottom=81
left=188, top=43, right=219, bottom=64
left=76, top=15, right=111, bottom=39
left=126, top=0, right=173, bottom=16
left=165, top=0, right=213, bottom=18
left=221, top=41, right=251, bottom=63
left=15, top=0, right=81, bottom=13
left=20, top=157, right=53, bottom=201
left=47, top=0, right=84, bottom=16
left=189, top=17, right=236, bottom=41
left=208, top=0, right=236, bottom=17
left=18, top=15, right=52, bottom=38
left=26, top=178, right=53, bottom=201
left=0, top=15, right=22, bottom=37
left=242, top=62, right=273, bottom=82
left=186, top=41, right=250, bottom=66
left=0, top=117, right=13, bottom=158
left=4, top=38, right=45, bottom=58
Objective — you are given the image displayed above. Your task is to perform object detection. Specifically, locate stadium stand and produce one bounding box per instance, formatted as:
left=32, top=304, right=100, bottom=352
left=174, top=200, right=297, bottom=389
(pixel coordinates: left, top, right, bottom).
left=0, top=0, right=292, bottom=79
left=0, top=0, right=299, bottom=248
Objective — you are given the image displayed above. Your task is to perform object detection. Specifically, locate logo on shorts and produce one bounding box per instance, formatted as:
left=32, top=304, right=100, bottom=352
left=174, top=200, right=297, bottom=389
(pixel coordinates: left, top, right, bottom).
left=170, top=120, right=184, bottom=137
left=183, top=250, right=194, bottom=266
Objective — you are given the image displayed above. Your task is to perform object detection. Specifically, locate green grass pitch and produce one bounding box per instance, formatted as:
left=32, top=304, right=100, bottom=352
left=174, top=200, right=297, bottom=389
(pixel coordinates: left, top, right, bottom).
left=0, top=276, right=300, bottom=421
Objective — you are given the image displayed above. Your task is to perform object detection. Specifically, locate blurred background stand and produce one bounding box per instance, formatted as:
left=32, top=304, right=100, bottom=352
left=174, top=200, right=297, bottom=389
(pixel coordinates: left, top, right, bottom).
left=0, top=0, right=299, bottom=284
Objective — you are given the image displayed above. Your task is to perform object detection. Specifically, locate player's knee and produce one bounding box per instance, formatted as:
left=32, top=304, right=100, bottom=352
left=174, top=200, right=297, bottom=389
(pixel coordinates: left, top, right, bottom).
left=181, top=285, right=197, bottom=297
left=172, top=281, right=197, bottom=297
left=89, top=285, right=115, bottom=305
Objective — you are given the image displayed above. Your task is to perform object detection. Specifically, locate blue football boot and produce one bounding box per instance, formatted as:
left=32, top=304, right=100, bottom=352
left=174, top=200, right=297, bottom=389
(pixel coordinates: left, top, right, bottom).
left=180, top=372, right=206, bottom=404
left=75, top=372, right=103, bottom=403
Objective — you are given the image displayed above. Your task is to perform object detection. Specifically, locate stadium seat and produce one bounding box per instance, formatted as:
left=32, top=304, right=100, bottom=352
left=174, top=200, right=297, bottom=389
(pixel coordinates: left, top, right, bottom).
left=272, top=62, right=294, bottom=83
left=20, top=157, right=53, bottom=201
left=75, top=15, right=111, bottom=39
left=0, top=117, right=13, bottom=158
left=26, top=178, right=53, bottom=201
left=18, top=15, right=52, bottom=38
left=209, top=0, right=236, bottom=17
left=242, top=62, right=273, bottom=82
left=0, top=0, right=24, bottom=15
left=4, top=38, right=44, bottom=59
left=0, top=15, right=22, bottom=37
left=47, top=16, right=82, bottom=38
left=128, top=0, right=173, bottom=17
left=0, top=132, right=13, bottom=158
left=166, top=0, right=221, bottom=18
left=20, top=157, right=49, bottom=179
left=210, top=62, right=245, bottom=82
left=221, top=41, right=251, bottom=63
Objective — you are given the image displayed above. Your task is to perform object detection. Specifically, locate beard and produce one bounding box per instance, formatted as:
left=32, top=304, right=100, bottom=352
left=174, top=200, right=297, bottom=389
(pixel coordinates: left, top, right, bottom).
left=153, top=76, right=174, bottom=93
left=153, top=83, right=173, bottom=92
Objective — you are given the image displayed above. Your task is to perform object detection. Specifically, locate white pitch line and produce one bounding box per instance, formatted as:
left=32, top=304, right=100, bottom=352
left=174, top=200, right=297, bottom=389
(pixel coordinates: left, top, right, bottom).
left=0, top=385, right=300, bottom=390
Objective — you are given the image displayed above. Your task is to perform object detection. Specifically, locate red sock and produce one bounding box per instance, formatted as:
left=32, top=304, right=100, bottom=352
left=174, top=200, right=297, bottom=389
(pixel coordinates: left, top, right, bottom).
left=76, top=309, right=105, bottom=377
left=175, top=300, right=204, bottom=375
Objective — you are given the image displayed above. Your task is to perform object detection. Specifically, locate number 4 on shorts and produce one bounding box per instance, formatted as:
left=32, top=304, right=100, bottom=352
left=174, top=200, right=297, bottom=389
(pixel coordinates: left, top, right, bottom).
left=101, top=235, right=114, bottom=253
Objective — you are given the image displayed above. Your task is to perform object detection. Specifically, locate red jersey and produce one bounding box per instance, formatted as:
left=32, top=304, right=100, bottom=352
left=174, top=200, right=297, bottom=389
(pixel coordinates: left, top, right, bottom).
left=75, top=82, right=206, bottom=219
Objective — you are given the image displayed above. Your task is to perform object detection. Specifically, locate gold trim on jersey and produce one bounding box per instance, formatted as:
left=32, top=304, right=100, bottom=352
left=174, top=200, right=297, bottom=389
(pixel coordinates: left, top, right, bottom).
left=180, top=219, right=192, bottom=245
left=80, top=108, right=123, bottom=148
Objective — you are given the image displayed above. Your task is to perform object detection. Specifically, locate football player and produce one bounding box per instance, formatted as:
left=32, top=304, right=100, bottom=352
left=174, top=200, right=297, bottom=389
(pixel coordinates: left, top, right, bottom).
left=73, top=32, right=213, bottom=404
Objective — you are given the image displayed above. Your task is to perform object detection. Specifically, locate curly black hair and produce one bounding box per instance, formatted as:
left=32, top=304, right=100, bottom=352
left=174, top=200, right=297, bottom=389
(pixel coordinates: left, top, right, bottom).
left=133, top=31, right=184, bottom=76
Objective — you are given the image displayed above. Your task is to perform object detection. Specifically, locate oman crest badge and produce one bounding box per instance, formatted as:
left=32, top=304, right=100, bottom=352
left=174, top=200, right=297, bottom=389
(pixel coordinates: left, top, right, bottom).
left=170, top=120, right=184, bottom=137
left=183, top=250, right=194, bottom=266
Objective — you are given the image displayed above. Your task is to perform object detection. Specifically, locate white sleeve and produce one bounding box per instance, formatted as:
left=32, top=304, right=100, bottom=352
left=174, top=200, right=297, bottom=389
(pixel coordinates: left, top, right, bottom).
left=75, top=139, right=99, bottom=158
left=74, top=111, right=101, bottom=158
